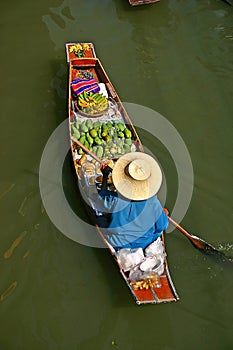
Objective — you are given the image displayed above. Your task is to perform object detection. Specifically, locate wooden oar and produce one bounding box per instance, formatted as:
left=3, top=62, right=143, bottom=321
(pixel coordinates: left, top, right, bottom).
left=163, top=208, right=232, bottom=261
left=71, top=136, right=102, bottom=163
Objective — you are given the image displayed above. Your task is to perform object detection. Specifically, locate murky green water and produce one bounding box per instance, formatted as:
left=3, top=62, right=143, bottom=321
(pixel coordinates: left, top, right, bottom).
left=0, top=0, right=233, bottom=349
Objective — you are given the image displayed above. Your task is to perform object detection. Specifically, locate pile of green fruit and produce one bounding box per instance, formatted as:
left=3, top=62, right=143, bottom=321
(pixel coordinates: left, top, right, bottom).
left=71, top=119, right=133, bottom=158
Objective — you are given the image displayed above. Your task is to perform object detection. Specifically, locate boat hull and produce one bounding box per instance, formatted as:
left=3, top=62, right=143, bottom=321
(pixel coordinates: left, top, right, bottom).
left=129, top=0, right=160, bottom=6
left=66, top=42, right=179, bottom=305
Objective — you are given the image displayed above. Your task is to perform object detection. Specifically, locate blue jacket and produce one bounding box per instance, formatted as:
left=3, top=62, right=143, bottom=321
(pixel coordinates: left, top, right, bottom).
left=98, top=190, right=168, bottom=250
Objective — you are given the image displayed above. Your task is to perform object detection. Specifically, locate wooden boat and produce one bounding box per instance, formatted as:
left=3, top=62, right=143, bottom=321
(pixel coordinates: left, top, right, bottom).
left=129, top=0, right=160, bottom=6
left=65, top=42, right=179, bottom=305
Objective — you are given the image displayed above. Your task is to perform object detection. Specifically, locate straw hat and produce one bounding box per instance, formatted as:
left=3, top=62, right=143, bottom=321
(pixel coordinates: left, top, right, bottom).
left=112, top=152, right=162, bottom=201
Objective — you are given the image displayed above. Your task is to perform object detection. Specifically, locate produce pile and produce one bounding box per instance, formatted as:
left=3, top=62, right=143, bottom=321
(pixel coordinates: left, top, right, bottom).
left=71, top=119, right=133, bottom=158
left=77, top=91, right=108, bottom=115
left=130, top=272, right=160, bottom=290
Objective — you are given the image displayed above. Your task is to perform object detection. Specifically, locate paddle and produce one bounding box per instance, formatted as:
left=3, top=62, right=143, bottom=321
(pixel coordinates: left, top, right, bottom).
left=163, top=208, right=232, bottom=261
left=71, top=136, right=102, bottom=163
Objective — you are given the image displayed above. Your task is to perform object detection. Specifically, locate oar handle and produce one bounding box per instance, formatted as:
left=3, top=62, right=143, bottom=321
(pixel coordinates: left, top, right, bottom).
left=168, top=216, right=192, bottom=239
left=164, top=208, right=191, bottom=239
left=163, top=209, right=190, bottom=238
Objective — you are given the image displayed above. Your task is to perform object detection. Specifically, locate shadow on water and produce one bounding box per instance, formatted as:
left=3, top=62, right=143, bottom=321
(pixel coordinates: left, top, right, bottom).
left=49, top=57, right=68, bottom=124
left=92, top=247, right=134, bottom=307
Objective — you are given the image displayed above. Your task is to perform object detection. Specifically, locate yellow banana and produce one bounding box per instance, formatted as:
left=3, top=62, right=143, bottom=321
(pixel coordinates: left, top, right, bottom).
left=78, top=100, right=89, bottom=108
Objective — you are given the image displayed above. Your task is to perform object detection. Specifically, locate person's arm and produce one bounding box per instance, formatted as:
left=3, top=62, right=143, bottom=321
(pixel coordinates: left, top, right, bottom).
left=98, top=163, right=117, bottom=213
left=101, top=172, right=109, bottom=191
left=100, top=164, right=112, bottom=191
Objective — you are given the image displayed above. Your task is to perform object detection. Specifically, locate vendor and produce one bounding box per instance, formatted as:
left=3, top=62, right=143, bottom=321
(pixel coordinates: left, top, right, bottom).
left=96, top=152, right=168, bottom=250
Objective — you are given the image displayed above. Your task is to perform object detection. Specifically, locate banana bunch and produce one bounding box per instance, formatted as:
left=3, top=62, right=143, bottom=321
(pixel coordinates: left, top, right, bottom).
left=130, top=272, right=160, bottom=290
left=78, top=91, right=108, bottom=114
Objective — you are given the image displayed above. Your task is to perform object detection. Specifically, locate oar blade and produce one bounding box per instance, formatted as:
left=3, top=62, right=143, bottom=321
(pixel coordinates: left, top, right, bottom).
left=189, top=234, right=233, bottom=262
left=189, top=234, right=217, bottom=251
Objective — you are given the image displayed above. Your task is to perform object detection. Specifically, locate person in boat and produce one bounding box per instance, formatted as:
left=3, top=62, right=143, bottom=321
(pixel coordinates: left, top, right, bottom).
left=96, top=152, right=168, bottom=251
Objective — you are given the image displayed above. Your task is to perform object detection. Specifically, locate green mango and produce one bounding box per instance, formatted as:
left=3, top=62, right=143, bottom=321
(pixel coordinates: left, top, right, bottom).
left=71, top=125, right=80, bottom=139
left=86, top=119, right=93, bottom=130
left=93, top=121, right=101, bottom=129
left=106, top=122, right=112, bottom=129
left=123, top=144, right=131, bottom=152
left=84, top=140, right=89, bottom=149
left=73, top=131, right=80, bottom=140
left=124, top=128, right=132, bottom=138
left=96, top=146, right=104, bottom=158
left=102, top=125, right=108, bottom=134
left=79, top=135, right=86, bottom=145
left=114, top=123, right=120, bottom=131
left=81, top=123, right=88, bottom=133
left=71, top=124, right=78, bottom=133
left=117, top=122, right=125, bottom=131
left=117, top=131, right=124, bottom=138
left=75, top=120, right=81, bottom=129
left=94, top=137, right=102, bottom=145
left=86, top=133, right=94, bottom=145
left=90, top=129, right=98, bottom=138
left=125, top=138, right=132, bottom=145
left=98, top=129, right=102, bottom=139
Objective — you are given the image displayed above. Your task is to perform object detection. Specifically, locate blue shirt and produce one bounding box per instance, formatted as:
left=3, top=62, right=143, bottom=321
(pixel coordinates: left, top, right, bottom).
left=98, top=190, right=168, bottom=249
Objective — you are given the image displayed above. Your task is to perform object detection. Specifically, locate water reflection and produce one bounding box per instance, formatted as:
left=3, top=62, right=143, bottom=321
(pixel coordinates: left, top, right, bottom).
left=4, top=230, right=28, bottom=259
left=0, top=281, right=17, bottom=302
left=0, top=182, right=15, bottom=200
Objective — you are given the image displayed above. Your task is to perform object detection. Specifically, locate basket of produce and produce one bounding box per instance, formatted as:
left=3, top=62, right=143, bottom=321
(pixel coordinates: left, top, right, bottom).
left=74, top=91, right=109, bottom=117
left=71, top=76, right=109, bottom=117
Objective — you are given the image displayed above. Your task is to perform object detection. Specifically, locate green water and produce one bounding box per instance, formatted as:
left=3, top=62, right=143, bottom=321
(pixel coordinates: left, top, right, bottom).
left=0, top=0, right=233, bottom=349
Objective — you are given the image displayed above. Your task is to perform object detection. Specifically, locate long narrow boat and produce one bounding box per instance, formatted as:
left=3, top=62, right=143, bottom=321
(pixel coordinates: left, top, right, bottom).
left=128, top=0, right=160, bottom=6
left=65, top=42, right=179, bottom=305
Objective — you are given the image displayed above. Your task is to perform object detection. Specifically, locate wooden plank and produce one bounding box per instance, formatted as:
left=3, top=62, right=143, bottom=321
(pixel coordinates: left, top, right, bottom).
left=133, top=288, right=156, bottom=304
left=153, top=276, right=177, bottom=301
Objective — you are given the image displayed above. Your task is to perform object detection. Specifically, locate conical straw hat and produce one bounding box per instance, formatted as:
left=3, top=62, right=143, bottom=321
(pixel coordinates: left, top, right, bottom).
left=112, top=152, right=162, bottom=201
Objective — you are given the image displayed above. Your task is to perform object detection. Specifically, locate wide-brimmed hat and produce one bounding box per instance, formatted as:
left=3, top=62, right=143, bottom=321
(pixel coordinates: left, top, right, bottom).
left=112, top=152, right=162, bottom=200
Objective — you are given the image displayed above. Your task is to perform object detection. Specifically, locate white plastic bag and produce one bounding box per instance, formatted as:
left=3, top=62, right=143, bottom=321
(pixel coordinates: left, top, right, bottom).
left=116, top=247, right=144, bottom=272
left=145, top=237, right=164, bottom=257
